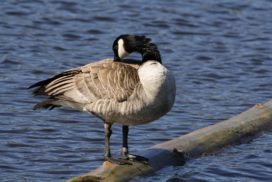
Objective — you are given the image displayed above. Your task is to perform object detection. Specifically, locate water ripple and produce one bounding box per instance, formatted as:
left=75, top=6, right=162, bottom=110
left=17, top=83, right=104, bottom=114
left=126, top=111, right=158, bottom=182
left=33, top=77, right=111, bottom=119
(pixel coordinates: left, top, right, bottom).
left=1, top=0, right=272, bottom=182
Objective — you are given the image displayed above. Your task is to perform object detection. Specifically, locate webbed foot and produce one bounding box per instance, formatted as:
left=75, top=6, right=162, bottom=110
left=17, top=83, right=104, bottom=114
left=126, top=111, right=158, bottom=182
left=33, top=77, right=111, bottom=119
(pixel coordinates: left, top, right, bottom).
left=104, top=156, right=132, bottom=165
left=122, top=153, right=149, bottom=164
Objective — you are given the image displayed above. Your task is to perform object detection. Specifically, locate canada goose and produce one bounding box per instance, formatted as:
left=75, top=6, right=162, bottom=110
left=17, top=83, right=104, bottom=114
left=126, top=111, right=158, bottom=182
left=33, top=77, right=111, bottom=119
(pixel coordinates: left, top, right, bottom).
left=29, top=34, right=176, bottom=164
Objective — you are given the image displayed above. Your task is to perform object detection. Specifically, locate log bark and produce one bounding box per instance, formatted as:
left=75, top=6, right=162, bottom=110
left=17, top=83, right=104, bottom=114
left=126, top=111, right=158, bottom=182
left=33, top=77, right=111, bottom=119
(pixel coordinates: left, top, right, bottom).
left=68, top=100, right=272, bottom=182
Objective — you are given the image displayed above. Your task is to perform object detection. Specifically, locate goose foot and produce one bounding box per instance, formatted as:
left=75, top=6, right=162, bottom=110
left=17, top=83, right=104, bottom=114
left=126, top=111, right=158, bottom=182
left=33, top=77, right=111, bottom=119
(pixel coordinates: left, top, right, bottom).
left=104, top=156, right=132, bottom=165
left=122, top=154, right=149, bottom=164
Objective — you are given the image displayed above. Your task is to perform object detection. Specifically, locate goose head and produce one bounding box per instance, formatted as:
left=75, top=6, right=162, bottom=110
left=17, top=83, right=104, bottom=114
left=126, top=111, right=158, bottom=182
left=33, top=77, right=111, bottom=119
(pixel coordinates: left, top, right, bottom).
left=113, top=34, right=159, bottom=62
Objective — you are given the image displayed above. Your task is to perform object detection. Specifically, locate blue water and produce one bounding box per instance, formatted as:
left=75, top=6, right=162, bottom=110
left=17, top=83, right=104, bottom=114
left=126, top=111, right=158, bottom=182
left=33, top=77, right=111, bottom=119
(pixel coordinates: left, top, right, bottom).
left=1, top=0, right=272, bottom=181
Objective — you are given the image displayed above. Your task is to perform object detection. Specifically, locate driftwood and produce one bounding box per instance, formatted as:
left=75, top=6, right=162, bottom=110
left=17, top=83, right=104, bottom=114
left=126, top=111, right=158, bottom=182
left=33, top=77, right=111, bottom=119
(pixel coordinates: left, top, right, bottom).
left=68, top=100, right=272, bottom=182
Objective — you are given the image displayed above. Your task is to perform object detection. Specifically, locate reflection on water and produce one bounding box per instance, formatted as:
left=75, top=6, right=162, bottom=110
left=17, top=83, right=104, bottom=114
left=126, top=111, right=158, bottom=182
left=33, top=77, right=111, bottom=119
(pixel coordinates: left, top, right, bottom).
left=0, top=0, right=272, bottom=181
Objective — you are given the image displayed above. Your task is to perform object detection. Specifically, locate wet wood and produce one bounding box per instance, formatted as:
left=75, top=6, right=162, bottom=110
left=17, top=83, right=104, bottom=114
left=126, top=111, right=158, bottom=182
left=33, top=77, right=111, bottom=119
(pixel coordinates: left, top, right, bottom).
left=68, top=100, right=272, bottom=182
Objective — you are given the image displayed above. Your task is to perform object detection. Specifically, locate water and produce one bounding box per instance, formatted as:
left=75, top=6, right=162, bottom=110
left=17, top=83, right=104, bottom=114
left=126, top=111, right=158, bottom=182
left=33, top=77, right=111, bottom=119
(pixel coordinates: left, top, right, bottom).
left=1, top=0, right=272, bottom=181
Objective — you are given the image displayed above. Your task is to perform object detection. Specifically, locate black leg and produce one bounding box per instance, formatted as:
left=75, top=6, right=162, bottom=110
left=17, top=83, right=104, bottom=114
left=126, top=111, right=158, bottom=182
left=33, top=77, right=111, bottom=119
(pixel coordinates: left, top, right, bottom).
left=104, top=122, right=112, bottom=159
left=121, top=125, right=149, bottom=163
left=122, top=125, right=129, bottom=158
left=104, top=123, right=131, bottom=165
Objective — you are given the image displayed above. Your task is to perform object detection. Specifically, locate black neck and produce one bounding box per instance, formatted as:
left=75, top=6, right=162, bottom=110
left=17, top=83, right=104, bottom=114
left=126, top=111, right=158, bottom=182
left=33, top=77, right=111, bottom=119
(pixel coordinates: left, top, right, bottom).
left=138, top=43, right=162, bottom=63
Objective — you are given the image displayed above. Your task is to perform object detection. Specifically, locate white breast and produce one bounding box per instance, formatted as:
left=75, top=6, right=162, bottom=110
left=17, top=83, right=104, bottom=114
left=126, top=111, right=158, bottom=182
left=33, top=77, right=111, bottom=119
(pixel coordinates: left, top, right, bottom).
left=130, top=60, right=176, bottom=124
left=138, top=61, right=174, bottom=99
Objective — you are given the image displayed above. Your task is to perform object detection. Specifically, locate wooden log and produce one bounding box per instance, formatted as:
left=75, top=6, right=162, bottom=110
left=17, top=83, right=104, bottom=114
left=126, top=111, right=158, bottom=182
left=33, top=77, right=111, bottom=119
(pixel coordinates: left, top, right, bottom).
left=68, top=100, right=272, bottom=182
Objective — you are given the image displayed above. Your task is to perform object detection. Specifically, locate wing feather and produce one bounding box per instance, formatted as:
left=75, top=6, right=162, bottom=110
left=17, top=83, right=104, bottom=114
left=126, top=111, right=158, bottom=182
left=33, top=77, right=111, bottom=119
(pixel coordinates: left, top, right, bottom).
left=30, top=59, right=141, bottom=109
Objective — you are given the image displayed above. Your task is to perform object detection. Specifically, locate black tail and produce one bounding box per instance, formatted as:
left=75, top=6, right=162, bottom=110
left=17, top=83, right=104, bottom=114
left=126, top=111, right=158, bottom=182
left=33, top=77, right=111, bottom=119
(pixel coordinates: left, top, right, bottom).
left=28, top=70, right=80, bottom=96
left=33, top=99, right=59, bottom=110
left=29, top=69, right=81, bottom=110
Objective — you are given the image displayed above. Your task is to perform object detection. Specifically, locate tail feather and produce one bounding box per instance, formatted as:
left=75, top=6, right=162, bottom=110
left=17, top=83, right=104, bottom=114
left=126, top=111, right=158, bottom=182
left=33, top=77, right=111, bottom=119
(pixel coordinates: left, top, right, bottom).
left=33, top=99, right=59, bottom=110
left=29, top=69, right=82, bottom=110
left=28, top=70, right=80, bottom=96
left=33, top=99, right=85, bottom=111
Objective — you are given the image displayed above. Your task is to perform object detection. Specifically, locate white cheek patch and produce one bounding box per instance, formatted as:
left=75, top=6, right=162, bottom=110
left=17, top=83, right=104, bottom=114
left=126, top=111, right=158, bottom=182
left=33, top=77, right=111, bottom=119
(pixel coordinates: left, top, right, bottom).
left=118, top=39, right=129, bottom=59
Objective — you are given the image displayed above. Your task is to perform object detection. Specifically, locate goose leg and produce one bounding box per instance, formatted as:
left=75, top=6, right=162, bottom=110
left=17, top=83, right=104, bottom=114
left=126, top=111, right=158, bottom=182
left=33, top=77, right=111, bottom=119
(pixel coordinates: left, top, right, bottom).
left=121, top=125, right=129, bottom=157
left=121, top=125, right=149, bottom=163
left=104, top=122, right=131, bottom=165
left=104, top=122, right=112, bottom=159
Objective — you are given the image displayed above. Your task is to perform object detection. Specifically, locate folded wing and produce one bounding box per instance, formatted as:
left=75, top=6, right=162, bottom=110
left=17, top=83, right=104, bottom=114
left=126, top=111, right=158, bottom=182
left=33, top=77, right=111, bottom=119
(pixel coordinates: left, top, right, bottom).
left=29, top=59, right=140, bottom=111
